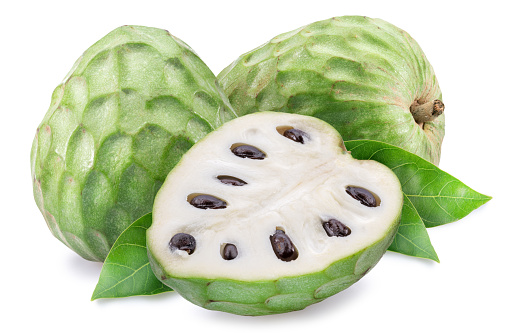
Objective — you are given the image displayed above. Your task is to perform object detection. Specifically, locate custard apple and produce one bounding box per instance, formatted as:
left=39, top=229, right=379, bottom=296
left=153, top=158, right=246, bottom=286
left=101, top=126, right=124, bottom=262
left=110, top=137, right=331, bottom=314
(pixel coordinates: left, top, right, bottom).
left=147, top=112, right=403, bottom=315
left=31, top=25, right=236, bottom=261
left=218, top=16, right=445, bottom=165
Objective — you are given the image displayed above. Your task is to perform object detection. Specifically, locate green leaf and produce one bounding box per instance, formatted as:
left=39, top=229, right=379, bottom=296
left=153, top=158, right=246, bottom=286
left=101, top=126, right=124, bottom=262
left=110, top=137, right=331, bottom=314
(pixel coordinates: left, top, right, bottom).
left=345, top=140, right=492, bottom=227
left=91, top=213, right=172, bottom=300
left=344, top=139, right=491, bottom=261
left=389, top=195, right=439, bottom=262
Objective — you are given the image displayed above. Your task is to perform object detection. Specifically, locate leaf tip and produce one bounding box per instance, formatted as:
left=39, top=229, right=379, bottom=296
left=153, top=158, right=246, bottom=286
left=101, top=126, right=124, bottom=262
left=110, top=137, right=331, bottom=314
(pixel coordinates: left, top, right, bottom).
left=91, top=288, right=104, bottom=301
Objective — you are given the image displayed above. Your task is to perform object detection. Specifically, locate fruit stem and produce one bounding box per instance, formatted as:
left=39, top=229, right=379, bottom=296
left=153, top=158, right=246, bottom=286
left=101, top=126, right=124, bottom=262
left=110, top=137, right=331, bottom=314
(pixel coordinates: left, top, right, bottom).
left=410, top=99, right=445, bottom=124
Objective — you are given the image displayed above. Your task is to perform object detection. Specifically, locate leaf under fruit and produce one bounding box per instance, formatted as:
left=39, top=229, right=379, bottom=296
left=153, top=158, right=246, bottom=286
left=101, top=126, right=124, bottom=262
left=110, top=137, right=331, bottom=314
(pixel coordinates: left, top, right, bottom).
left=390, top=195, right=439, bottom=262
left=92, top=140, right=491, bottom=300
left=345, top=140, right=492, bottom=227
left=91, top=213, right=172, bottom=300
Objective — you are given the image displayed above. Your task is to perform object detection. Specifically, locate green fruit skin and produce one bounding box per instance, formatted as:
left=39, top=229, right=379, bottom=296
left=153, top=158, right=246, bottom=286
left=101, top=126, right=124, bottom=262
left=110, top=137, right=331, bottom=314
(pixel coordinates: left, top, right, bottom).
left=148, top=213, right=400, bottom=316
left=31, top=26, right=237, bottom=261
left=218, top=16, right=444, bottom=165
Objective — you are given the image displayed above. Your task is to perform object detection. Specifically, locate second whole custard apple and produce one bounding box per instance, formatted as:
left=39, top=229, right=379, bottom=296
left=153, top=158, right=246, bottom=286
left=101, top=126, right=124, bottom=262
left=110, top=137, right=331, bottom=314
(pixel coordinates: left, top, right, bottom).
left=147, top=112, right=403, bottom=315
left=30, top=25, right=236, bottom=261
left=218, top=16, right=445, bottom=165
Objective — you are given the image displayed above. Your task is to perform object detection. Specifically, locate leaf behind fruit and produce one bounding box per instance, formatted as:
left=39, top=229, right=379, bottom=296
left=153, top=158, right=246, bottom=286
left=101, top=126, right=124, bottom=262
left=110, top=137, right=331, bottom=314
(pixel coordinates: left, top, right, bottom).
left=91, top=213, right=172, bottom=300
left=345, top=140, right=492, bottom=228
left=389, top=195, right=439, bottom=262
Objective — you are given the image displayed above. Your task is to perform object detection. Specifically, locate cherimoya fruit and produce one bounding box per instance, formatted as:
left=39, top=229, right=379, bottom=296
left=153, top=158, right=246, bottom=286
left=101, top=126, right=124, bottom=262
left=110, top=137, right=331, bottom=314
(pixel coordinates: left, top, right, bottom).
left=218, top=16, right=445, bottom=165
left=31, top=25, right=236, bottom=261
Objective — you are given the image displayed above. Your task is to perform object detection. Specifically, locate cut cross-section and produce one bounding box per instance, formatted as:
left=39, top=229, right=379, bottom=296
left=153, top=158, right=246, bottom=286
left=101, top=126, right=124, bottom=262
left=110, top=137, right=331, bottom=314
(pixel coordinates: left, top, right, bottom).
left=147, top=112, right=403, bottom=315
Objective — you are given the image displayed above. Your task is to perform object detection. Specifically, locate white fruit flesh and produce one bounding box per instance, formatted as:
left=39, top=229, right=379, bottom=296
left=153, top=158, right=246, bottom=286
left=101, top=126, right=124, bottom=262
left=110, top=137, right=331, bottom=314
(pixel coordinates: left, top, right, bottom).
left=148, top=112, right=403, bottom=281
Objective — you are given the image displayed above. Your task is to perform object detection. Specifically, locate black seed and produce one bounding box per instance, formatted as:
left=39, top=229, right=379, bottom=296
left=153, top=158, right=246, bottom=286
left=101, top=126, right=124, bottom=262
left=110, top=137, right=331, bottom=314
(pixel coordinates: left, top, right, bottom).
left=217, top=175, right=247, bottom=186
left=189, top=194, right=227, bottom=209
left=270, top=230, right=298, bottom=262
left=222, top=243, right=238, bottom=260
left=169, top=233, right=196, bottom=254
left=231, top=145, right=266, bottom=160
left=346, top=186, right=379, bottom=207
left=283, top=128, right=308, bottom=144
left=322, top=219, right=351, bottom=237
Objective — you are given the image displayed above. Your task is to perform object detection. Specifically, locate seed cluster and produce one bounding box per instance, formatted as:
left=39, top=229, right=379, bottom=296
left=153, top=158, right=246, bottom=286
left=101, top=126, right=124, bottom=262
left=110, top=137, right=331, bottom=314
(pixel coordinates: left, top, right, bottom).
left=345, top=186, right=380, bottom=207
left=270, top=228, right=298, bottom=261
left=189, top=194, right=227, bottom=209
left=322, top=219, right=351, bottom=237
left=169, top=233, right=196, bottom=255
left=221, top=243, right=238, bottom=260
left=168, top=127, right=381, bottom=262
left=282, top=128, right=309, bottom=144
left=217, top=175, right=247, bottom=186
left=231, top=145, right=266, bottom=160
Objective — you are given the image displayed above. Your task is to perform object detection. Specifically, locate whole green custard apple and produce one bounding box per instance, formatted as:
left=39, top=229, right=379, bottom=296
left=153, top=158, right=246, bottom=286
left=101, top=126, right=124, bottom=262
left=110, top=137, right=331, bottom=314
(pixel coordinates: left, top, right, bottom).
left=218, top=16, right=445, bottom=165
left=147, top=112, right=403, bottom=315
left=31, top=25, right=236, bottom=261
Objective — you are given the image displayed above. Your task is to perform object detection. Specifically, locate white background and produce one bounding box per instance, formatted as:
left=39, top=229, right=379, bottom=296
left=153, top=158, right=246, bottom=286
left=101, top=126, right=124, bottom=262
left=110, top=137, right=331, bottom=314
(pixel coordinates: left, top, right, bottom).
left=2, top=0, right=513, bottom=335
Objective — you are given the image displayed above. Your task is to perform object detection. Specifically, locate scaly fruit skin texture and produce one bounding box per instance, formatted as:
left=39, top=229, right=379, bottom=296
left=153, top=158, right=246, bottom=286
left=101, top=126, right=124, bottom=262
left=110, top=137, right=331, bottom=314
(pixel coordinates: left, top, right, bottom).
left=31, top=25, right=236, bottom=261
left=148, top=112, right=403, bottom=315
left=218, top=16, right=444, bottom=165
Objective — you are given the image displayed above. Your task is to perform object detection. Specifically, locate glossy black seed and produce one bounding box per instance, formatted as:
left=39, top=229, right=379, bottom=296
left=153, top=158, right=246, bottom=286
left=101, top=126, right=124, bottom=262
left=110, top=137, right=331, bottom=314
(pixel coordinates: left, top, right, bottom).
left=231, top=145, right=266, bottom=160
left=322, top=219, right=351, bottom=237
left=217, top=175, right=247, bottom=186
left=169, top=233, right=196, bottom=255
left=346, top=186, right=379, bottom=207
left=270, top=230, right=298, bottom=262
left=222, top=243, right=238, bottom=260
left=189, top=194, right=227, bottom=209
left=283, top=128, right=308, bottom=144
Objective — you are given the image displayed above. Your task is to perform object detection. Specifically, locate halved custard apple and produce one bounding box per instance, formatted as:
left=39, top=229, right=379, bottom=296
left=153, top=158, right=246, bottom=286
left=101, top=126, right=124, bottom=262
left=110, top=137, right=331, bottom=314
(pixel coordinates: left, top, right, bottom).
left=147, top=112, right=403, bottom=315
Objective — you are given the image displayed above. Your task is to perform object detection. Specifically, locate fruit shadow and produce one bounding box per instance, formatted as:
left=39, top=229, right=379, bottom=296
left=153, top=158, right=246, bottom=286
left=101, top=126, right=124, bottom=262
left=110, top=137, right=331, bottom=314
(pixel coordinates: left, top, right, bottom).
left=65, top=253, right=103, bottom=281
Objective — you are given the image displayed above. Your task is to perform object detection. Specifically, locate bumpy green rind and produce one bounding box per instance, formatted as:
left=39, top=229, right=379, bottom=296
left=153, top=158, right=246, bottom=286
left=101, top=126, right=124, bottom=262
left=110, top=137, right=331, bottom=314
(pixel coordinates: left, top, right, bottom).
left=148, top=211, right=400, bottom=316
left=31, top=25, right=237, bottom=261
left=218, top=16, right=444, bottom=165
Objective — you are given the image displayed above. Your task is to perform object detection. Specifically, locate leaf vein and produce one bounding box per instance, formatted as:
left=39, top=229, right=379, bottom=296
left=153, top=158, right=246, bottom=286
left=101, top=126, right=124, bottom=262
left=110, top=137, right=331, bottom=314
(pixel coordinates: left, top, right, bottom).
left=94, top=262, right=151, bottom=298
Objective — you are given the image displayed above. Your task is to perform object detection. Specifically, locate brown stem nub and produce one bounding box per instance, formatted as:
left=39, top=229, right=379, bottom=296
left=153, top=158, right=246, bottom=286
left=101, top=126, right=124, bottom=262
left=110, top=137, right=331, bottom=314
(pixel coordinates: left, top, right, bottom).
left=410, top=99, right=445, bottom=124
